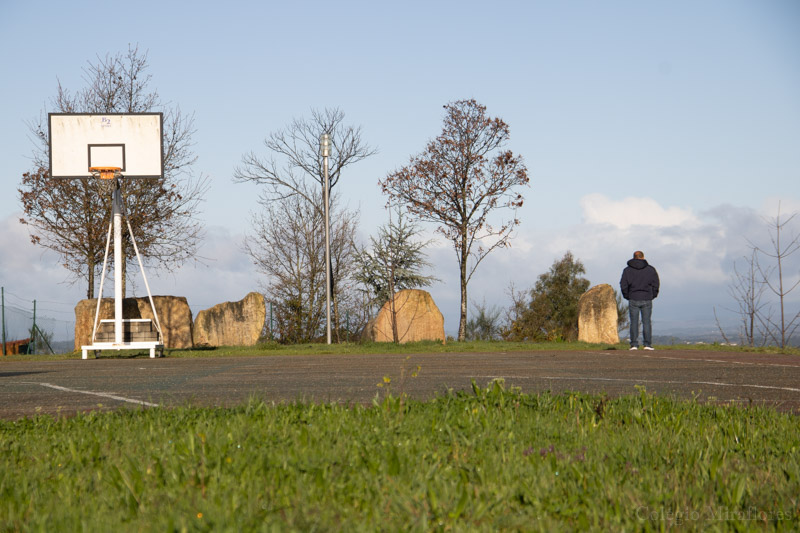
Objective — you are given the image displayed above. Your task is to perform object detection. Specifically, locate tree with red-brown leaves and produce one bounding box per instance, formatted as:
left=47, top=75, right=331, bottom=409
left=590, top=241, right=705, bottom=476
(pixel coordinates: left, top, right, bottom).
left=18, top=45, right=207, bottom=299
left=380, top=100, right=529, bottom=341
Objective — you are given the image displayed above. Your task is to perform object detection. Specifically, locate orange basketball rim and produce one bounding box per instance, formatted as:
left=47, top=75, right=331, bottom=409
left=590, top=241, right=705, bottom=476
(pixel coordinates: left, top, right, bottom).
left=89, top=166, right=121, bottom=180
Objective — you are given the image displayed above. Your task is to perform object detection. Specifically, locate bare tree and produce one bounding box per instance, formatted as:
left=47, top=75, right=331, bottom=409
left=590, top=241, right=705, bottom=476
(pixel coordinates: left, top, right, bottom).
left=329, top=201, right=371, bottom=342
left=245, top=193, right=364, bottom=343
left=234, top=108, right=377, bottom=209
left=719, top=204, right=800, bottom=348
left=752, top=205, right=800, bottom=348
left=245, top=194, right=325, bottom=343
left=501, top=282, right=527, bottom=340
left=716, top=250, right=770, bottom=346
left=18, top=45, right=207, bottom=298
left=380, top=99, right=529, bottom=341
left=234, top=108, right=376, bottom=342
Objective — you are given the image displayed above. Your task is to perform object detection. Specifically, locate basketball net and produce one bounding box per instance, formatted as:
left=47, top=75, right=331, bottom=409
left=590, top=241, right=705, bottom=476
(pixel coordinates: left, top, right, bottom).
left=89, top=166, right=121, bottom=194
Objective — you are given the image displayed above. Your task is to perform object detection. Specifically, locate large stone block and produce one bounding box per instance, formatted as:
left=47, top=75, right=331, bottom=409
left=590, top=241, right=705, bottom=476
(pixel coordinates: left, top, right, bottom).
left=577, top=284, right=620, bottom=345
left=193, top=292, right=266, bottom=347
left=74, top=296, right=193, bottom=350
left=362, top=289, right=445, bottom=343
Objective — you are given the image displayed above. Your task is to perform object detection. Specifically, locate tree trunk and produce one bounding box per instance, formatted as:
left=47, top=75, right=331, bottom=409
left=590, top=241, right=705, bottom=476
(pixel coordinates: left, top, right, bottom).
left=87, top=258, right=95, bottom=299
left=386, top=264, right=398, bottom=343
left=458, top=241, right=468, bottom=342
left=332, top=290, right=341, bottom=344
left=747, top=270, right=755, bottom=346
left=776, top=227, right=786, bottom=348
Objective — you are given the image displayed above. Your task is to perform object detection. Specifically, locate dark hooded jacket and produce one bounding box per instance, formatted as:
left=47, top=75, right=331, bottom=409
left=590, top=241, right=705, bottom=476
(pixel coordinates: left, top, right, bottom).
left=620, top=258, right=660, bottom=301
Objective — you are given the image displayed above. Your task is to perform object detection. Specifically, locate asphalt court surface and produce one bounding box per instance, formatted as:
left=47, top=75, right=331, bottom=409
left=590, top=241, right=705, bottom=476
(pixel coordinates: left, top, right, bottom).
left=1, top=349, right=799, bottom=419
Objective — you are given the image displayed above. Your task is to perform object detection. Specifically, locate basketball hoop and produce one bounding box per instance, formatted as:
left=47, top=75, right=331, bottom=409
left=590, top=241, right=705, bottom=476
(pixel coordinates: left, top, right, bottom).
left=49, top=114, right=166, bottom=359
left=90, top=166, right=121, bottom=195
left=89, top=166, right=122, bottom=180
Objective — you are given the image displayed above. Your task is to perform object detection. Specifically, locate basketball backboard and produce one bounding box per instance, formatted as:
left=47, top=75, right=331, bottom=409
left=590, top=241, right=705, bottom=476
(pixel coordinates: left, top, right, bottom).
left=48, top=113, right=164, bottom=179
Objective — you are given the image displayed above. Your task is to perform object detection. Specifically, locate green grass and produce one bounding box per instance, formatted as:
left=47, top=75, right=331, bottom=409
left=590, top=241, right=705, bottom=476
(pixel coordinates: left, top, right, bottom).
left=5, top=339, right=799, bottom=361
left=1, top=382, right=798, bottom=531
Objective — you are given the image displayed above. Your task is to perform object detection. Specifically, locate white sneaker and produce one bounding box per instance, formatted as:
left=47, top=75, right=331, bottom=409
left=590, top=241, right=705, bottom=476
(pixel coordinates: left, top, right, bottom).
left=629, top=346, right=638, bottom=351
left=643, top=346, right=655, bottom=351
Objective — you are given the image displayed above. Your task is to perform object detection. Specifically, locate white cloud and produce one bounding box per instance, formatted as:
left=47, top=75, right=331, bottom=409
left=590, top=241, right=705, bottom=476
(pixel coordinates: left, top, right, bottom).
left=436, top=194, right=800, bottom=336
left=580, top=193, right=700, bottom=229
left=0, top=213, right=84, bottom=299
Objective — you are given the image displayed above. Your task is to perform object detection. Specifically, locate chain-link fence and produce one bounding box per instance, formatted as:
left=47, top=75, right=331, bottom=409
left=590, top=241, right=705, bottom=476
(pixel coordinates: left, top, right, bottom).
left=2, top=288, right=75, bottom=355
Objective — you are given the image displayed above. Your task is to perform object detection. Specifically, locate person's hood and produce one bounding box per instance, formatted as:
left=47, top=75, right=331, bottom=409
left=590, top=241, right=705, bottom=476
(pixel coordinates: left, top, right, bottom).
left=627, top=258, right=649, bottom=269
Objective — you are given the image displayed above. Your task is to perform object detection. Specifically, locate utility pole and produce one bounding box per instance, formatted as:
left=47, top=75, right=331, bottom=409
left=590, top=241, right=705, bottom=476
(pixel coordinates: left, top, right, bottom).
left=30, top=299, right=37, bottom=355
left=320, top=133, right=332, bottom=345
left=1, top=287, right=6, bottom=356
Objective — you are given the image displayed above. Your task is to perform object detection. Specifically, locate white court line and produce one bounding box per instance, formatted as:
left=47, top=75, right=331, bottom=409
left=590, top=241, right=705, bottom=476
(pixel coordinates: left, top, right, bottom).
left=607, top=351, right=800, bottom=368
left=536, top=376, right=800, bottom=394
left=34, top=382, right=159, bottom=407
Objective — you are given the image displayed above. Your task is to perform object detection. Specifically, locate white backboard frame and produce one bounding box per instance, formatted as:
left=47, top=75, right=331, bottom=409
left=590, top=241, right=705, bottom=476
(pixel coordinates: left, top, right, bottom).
left=48, top=113, right=164, bottom=179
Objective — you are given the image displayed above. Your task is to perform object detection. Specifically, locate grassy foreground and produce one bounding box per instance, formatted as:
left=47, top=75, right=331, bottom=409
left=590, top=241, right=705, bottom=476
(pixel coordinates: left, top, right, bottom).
left=1, top=383, right=799, bottom=531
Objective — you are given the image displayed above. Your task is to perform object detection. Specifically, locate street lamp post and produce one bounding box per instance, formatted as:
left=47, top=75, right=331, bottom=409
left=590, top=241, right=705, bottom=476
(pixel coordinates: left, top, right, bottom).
left=320, top=133, right=332, bottom=345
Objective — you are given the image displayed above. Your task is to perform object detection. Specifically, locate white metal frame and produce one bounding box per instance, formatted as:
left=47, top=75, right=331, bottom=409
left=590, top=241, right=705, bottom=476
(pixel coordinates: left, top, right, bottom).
left=81, top=178, right=164, bottom=359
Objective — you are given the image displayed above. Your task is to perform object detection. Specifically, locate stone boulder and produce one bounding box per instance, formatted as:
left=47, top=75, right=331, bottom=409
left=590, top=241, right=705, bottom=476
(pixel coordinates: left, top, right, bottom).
left=75, top=296, right=193, bottom=350
left=193, top=292, right=266, bottom=347
left=577, top=284, right=619, bottom=345
left=362, top=289, right=445, bottom=343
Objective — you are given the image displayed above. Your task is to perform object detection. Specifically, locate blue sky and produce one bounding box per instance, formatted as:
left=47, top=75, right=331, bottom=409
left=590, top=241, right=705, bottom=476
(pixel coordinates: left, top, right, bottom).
left=1, top=0, right=799, bottom=341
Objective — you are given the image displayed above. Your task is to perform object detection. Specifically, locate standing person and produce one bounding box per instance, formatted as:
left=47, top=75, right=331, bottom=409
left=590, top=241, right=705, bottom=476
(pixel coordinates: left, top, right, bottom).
left=620, top=251, right=660, bottom=351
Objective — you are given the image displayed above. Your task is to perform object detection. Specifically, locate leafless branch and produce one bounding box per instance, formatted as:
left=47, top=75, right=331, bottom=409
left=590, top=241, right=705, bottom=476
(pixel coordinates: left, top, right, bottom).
left=233, top=107, right=377, bottom=216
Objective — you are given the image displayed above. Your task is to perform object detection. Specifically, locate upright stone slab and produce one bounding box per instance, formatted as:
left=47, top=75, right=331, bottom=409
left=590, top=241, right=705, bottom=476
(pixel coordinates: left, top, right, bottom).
left=74, top=296, right=193, bottom=350
left=577, top=284, right=620, bottom=345
left=136, top=296, right=194, bottom=349
left=362, top=289, right=445, bottom=343
left=193, top=292, right=266, bottom=347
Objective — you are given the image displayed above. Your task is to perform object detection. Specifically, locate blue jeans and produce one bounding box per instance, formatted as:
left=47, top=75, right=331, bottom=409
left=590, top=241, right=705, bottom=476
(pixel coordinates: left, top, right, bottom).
left=628, top=300, right=653, bottom=347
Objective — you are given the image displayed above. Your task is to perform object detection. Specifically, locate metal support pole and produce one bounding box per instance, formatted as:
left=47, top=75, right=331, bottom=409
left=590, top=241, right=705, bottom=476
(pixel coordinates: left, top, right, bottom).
left=91, top=218, right=114, bottom=345
left=124, top=214, right=163, bottom=342
left=113, top=181, right=123, bottom=345
left=321, top=134, right=332, bottom=345
left=30, top=300, right=37, bottom=355
left=1, top=287, right=6, bottom=356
